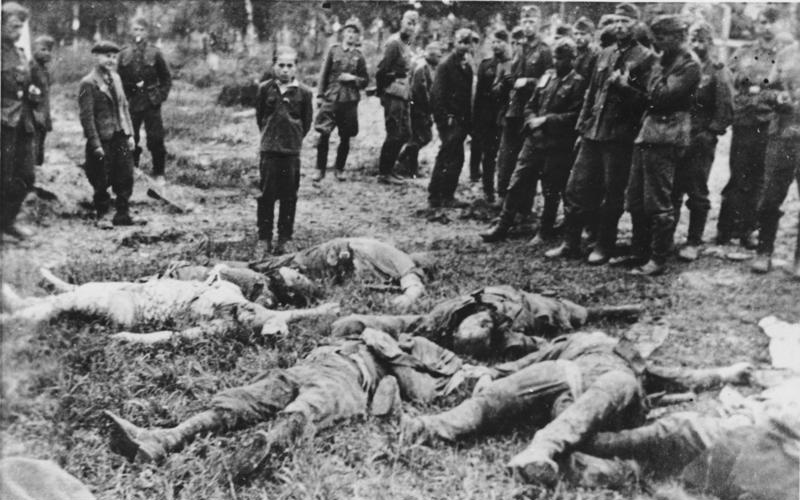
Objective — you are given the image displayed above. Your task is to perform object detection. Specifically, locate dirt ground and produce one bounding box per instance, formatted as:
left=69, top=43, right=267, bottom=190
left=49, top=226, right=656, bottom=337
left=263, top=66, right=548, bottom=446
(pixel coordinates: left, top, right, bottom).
left=1, top=81, right=799, bottom=500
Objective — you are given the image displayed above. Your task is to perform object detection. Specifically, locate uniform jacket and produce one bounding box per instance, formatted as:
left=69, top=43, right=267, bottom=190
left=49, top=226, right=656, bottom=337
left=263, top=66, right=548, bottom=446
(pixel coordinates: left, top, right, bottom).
left=574, top=44, right=599, bottom=81
left=766, top=41, right=800, bottom=139
left=430, top=51, right=473, bottom=127
left=634, top=48, right=701, bottom=147
left=691, top=56, right=734, bottom=137
left=409, top=60, right=434, bottom=118
left=728, top=39, right=780, bottom=126
left=375, top=33, right=413, bottom=100
left=117, top=41, right=172, bottom=112
left=1, top=40, right=35, bottom=132
left=473, top=55, right=505, bottom=130
left=317, top=43, right=368, bottom=103
left=523, top=68, right=587, bottom=150
left=78, top=68, right=134, bottom=150
left=505, top=37, right=553, bottom=118
left=255, top=79, right=313, bottom=154
left=30, top=59, right=52, bottom=131
left=577, top=40, right=656, bottom=143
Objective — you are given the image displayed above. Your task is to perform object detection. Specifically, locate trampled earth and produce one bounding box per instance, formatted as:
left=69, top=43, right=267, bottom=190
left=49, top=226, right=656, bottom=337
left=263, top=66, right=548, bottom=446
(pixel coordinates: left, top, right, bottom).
left=1, top=81, right=798, bottom=499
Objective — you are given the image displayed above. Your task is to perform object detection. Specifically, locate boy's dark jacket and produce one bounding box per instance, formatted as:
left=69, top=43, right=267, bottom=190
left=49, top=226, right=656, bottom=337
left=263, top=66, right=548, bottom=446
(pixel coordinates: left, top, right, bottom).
left=256, top=79, right=313, bottom=154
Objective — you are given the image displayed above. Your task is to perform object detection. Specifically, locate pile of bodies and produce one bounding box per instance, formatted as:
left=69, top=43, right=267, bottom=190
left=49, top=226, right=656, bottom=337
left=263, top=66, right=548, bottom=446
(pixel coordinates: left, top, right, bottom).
left=4, top=236, right=795, bottom=500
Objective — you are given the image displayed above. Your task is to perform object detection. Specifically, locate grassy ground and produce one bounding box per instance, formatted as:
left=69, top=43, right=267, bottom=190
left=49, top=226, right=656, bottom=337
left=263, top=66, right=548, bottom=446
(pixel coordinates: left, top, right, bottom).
left=1, top=80, right=798, bottom=500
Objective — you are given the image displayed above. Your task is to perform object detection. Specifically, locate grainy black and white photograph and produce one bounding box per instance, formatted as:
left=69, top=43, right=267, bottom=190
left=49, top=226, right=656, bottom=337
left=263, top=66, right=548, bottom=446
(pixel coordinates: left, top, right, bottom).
left=1, top=0, right=799, bottom=498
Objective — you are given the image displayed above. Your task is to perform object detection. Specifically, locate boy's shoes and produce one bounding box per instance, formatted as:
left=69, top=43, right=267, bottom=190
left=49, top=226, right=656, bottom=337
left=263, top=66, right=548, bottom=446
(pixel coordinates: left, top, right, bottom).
left=273, top=237, right=290, bottom=255
left=312, top=170, right=325, bottom=183
left=334, top=170, right=347, bottom=182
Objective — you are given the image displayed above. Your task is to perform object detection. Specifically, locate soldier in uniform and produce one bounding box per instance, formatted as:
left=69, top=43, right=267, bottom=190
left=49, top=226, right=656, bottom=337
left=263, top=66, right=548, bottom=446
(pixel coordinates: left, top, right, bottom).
left=470, top=30, right=511, bottom=202
left=30, top=35, right=54, bottom=167
left=624, top=15, right=700, bottom=276
left=495, top=5, right=553, bottom=202
left=1, top=3, right=36, bottom=242
left=546, top=3, right=655, bottom=263
left=375, top=9, right=419, bottom=185
left=673, top=22, right=733, bottom=262
left=428, top=29, right=479, bottom=208
left=717, top=7, right=782, bottom=248
left=117, top=17, right=172, bottom=180
left=78, top=41, right=137, bottom=227
left=312, top=17, right=368, bottom=183
left=481, top=38, right=587, bottom=244
left=572, top=17, right=598, bottom=81
left=395, top=42, right=442, bottom=178
left=751, top=12, right=800, bottom=278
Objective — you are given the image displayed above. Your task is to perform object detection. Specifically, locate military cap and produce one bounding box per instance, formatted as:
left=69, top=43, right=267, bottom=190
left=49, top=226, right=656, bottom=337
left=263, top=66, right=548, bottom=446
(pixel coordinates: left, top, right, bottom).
left=599, top=14, right=615, bottom=27
left=614, top=3, right=641, bottom=20
left=131, top=17, right=149, bottom=29
left=573, top=16, right=596, bottom=33
left=493, top=29, right=509, bottom=42
left=343, top=16, right=363, bottom=33
left=33, top=35, right=56, bottom=49
left=650, top=14, right=688, bottom=34
left=688, top=20, right=714, bottom=40
left=455, top=28, right=480, bottom=44
left=1, top=2, right=29, bottom=22
left=91, top=40, right=121, bottom=54
left=553, top=37, right=577, bottom=59
left=555, top=24, right=573, bottom=38
left=511, top=26, right=525, bottom=40
left=520, top=4, right=542, bottom=20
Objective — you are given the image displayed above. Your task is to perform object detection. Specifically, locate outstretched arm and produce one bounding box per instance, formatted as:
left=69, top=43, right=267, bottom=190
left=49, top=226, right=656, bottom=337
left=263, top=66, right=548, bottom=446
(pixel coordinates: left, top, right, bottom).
left=644, top=362, right=753, bottom=394
left=111, top=319, right=232, bottom=345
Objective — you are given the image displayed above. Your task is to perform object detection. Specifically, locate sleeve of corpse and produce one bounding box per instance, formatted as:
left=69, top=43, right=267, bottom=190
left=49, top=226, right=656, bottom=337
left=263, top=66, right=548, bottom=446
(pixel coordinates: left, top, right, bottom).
left=331, top=313, right=425, bottom=338
left=111, top=318, right=232, bottom=345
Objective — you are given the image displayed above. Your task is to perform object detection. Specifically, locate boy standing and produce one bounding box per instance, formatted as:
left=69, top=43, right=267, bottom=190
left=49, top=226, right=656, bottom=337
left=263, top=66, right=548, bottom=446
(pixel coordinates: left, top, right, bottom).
left=255, top=47, right=313, bottom=255
left=312, top=16, right=368, bottom=183
left=30, top=35, right=54, bottom=166
left=78, top=41, right=137, bottom=227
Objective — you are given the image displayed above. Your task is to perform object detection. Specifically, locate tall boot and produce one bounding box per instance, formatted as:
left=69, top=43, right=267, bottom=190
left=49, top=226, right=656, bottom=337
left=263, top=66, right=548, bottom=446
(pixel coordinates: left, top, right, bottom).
left=151, top=142, right=167, bottom=177
left=132, top=146, right=143, bottom=169
left=231, top=412, right=308, bottom=482
left=545, top=214, right=583, bottom=259
left=480, top=209, right=515, bottom=242
left=651, top=213, right=675, bottom=266
left=105, top=409, right=229, bottom=462
left=686, top=209, right=708, bottom=246
left=256, top=196, right=274, bottom=242
left=539, top=197, right=559, bottom=237
left=314, top=134, right=330, bottom=181
left=334, top=137, right=350, bottom=173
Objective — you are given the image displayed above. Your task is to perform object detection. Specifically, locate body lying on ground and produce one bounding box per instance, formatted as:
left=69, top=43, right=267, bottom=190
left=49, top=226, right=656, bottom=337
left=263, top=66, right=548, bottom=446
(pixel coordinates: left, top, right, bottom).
left=105, top=328, right=749, bottom=484
left=250, top=237, right=431, bottom=310
left=331, top=285, right=643, bottom=357
left=401, top=331, right=753, bottom=488
left=574, top=377, right=800, bottom=500
left=1, top=268, right=339, bottom=344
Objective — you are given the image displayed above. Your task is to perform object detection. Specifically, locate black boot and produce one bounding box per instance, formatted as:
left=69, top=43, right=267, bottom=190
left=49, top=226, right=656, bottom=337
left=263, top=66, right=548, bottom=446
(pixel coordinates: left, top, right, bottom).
left=334, top=137, right=350, bottom=173
left=257, top=196, right=274, bottom=242
left=132, top=146, right=142, bottom=169
left=314, top=134, right=330, bottom=182
left=151, top=142, right=167, bottom=177
left=480, top=210, right=514, bottom=242
left=686, top=209, right=708, bottom=247
left=539, top=197, right=559, bottom=237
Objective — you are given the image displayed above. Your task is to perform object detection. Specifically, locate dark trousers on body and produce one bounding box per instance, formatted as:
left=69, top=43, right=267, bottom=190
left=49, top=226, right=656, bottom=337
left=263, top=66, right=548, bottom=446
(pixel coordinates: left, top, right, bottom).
left=378, top=96, right=410, bottom=176
left=315, top=101, right=358, bottom=174
left=717, top=124, right=769, bottom=239
left=395, top=111, right=433, bottom=177
left=428, top=119, right=468, bottom=203
left=672, top=136, right=716, bottom=245
left=496, top=117, right=524, bottom=199
left=469, top=124, right=501, bottom=198
left=131, top=106, right=167, bottom=176
left=84, top=132, right=134, bottom=216
left=258, top=153, right=300, bottom=242
left=1, top=124, right=35, bottom=229
left=626, top=144, right=681, bottom=264
left=34, top=126, right=47, bottom=166
left=562, top=138, right=633, bottom=250
left=756, top=137, right=800, bottom=255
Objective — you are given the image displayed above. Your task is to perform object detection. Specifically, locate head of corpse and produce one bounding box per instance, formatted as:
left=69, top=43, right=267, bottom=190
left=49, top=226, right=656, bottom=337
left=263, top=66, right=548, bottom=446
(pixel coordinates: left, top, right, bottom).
left=452, top=310, right=503, bottom=357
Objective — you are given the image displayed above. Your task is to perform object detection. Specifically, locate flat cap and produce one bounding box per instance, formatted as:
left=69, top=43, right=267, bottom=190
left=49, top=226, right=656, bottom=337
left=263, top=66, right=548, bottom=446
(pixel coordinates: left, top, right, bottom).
left=688, top=20, right=714, bottom=40
left=343, top=16, right=363, bottom=33
left=599, top=14, right=615, bottom=27
left=520, top=4, right=542, bottom=19
left=455, top=28, right=480, bottom=44
left=573, top=16, right=596, bottom=33
left=650, top=14, right=688, bottom=34
left=614, top=3, right=640, bottom=20
left=493, top=29, right=509, bottom=42
left=131, top=17, right=149, bottom=29
left=553, top=37, right=577, bottom=59
left=91, top=40, right=121, bottom=54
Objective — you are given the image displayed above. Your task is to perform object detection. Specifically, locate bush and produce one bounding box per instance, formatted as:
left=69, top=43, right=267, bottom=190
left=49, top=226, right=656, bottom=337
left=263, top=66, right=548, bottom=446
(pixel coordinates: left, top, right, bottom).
left=49, top=41, right=97, bottom=84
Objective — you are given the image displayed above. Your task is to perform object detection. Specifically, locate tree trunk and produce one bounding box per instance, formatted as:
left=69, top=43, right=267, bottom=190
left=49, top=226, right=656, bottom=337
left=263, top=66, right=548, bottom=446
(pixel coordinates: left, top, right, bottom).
left=243, top=0, right=257, bottom=53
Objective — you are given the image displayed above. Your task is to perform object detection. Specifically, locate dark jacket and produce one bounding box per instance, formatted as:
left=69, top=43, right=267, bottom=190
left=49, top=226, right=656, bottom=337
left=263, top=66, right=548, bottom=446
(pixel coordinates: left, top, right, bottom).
left=473, top=55, right=506, bottom=130
left=1, top=40, right=35, bottom=132
left=577, top=40, right=656, bottom=143
left=375, top=34, right=413, bottom=100
left=430, top=51, right=473, bottom=128
left=766, top=41, right=800, bottom=139
left=256, top=79, right=313, bottom=154
left=728, top=39, right=780, bottom=126
left=523, top=69, right=587, bottom=150
left=505, top=37, right=553, bottom=118
left=117, top=41, right=172, bottom=112
left=78, top=68, right=134, bottom=150
left=409, top=60, right=434, bottom=117
left=30, top=59, right=52, bottom=131
left=574, top=44, right=599, bottom=81
left=691, top=56, right=734, bottom=137
left=317, top=43, right=368, bottom=103
left=634, top=48, right=701, bottom=147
